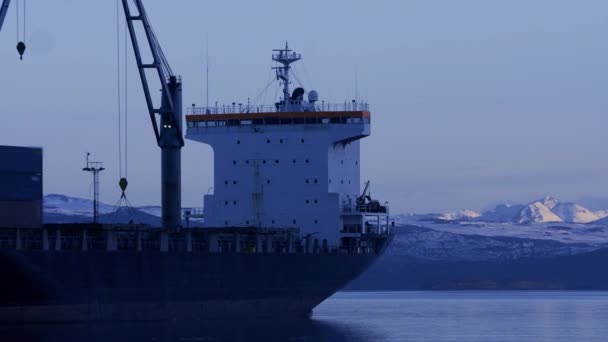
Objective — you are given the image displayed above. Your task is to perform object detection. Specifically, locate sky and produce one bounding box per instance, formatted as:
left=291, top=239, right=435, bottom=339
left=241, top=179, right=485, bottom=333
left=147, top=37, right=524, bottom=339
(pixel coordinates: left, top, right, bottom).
left=1, top=0, right=607, bottom=214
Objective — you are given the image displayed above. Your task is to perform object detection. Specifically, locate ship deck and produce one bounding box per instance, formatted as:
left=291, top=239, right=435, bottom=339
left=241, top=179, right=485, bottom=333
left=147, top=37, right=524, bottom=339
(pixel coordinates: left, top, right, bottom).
left=0, top=224, right=391, bottom=255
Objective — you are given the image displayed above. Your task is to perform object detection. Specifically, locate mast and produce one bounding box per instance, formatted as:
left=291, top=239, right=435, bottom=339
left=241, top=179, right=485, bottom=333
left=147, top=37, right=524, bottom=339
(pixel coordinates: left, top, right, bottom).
left=272, top=42, right=301, bottom=111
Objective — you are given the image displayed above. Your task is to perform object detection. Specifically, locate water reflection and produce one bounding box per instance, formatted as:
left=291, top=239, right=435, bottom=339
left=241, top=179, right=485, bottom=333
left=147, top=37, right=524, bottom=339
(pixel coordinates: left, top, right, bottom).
left=0, top=318, right=373, bottom=342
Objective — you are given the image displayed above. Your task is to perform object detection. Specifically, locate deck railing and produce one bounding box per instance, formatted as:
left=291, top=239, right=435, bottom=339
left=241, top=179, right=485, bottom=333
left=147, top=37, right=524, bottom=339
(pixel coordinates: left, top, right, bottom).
left=187, top=102, right=370, bottom=115
left=0, top=225, right=391, bottom=255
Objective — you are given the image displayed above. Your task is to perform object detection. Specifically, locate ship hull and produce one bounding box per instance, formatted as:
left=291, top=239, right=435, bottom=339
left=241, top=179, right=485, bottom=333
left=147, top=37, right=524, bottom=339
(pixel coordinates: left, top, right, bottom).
left=0, top=251, right=382, bottom=322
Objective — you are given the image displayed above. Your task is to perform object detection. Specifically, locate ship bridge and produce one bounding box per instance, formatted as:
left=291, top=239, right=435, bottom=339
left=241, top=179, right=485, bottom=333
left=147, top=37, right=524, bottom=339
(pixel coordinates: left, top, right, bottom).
left=185, top=44, right=390, bottom=250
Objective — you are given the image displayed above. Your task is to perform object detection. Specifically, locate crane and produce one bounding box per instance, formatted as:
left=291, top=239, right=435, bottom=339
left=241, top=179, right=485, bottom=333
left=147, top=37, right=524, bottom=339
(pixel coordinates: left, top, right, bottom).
left=1, top=0, right=25, bottom=59
left=121, top=0, right=184, bottom=230
left=0, top=1, right=9, bottom=31
left=1, top=0, right=185, bottom=230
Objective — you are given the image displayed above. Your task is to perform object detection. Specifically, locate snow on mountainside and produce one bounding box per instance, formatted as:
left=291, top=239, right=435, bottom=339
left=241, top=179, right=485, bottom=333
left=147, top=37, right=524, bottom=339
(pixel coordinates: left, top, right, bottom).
left=538, top=196, right=559, bottom=210
left=389, top=225, right=601, bottom=261
left=476, top=197, right=580, bottom=224
left=43, top=194, right=203, bottom=226
left=478, top=203, right=525, bottom=223
left=594, top=210, right=608, bottom=220
left=44, top=194, right=115, bottom=216
left=518, top=202, right=563, bottom=224
left=552, top=203, right=599, bottom=223
left=438, top=210, right=480, bottom=221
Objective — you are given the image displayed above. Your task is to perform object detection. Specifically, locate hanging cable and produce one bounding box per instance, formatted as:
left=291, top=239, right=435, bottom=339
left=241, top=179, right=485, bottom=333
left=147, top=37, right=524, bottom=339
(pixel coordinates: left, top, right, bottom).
left=22, top=0, right=25, bottom=43
left=15, top=0, right=18, bottom=41
left=14, top=0, right=26, bottom=59
left=116, top=0, right=123, bottom=179
left=125, top=19, right=129, bottom=179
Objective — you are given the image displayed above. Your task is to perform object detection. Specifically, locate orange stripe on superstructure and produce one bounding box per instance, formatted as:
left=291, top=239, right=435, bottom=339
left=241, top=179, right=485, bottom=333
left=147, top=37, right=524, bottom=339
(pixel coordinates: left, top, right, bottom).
left=186, top=111, right=371, bottom=122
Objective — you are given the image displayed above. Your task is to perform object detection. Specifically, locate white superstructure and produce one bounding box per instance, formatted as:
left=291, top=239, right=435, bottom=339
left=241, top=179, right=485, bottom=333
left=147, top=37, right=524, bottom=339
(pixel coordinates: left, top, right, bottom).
left=185, top=44, right=389, bottom=249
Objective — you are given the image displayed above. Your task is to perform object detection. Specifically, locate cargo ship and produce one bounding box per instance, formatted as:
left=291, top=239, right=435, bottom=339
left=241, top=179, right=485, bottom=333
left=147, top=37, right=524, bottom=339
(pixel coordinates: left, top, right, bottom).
left=0, top=45, right=392, bottom=322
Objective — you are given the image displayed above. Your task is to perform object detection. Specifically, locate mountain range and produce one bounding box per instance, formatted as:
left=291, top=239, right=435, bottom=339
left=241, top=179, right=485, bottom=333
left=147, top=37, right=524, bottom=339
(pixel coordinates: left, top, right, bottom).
left=43, top=194, right=203, bottom=227
left=411, top=196, right=608, bottom=225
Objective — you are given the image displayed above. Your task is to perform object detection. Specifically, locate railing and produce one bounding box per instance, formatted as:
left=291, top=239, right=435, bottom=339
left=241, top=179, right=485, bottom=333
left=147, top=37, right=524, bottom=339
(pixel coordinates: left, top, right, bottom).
left=342, top=203, right=389, bottom=214
left=187, top=102, right=370, bottom=115
left=0, top=226, right=391, bottom=255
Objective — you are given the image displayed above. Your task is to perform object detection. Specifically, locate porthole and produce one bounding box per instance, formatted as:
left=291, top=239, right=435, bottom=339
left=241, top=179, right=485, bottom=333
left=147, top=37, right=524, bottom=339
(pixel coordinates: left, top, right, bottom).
left=292, top=159, right=296, bottom=164
left=305, top=159, right=309, bottom=164
left=306, top=199, right=310, bottom=204
left=314, top=179, right=318, bottom=184
left=280, top=139, right=284, bottom=144
left=275, top=160, right=279, bottom=164
left=224, top=180, right=228, bottom=185
left=224, top=221, right=228, bottom=225
left=272, top=220, right=275, bottom=224
left=314, top=199, right=318, bottom=204
left=293, top=219, right=297, bottom=224
left=224, top=201, right=228, bottom=205
left=341, top=180, right=344, bottom=184
left=263, top=160, right=266, bottom=164
left=301, top=139, right=304, bottom=143
left=237, top=140, right=241, bottom=144
left=314, top=220, right=318, bottom=224
left=306, top=179, right=309, bottom=184
left=267, top=179, right=271, bottom=184
left=246, top=160, right=250, bottom=164
left=246, top=220, right=250, bottom=225
left=233, top=160, right=236, bottom=165
left=233, top=200, right=237, bottom=205
left=233, top=180, right=237, bottom=185
left=266, top=139, right=270, bottom=144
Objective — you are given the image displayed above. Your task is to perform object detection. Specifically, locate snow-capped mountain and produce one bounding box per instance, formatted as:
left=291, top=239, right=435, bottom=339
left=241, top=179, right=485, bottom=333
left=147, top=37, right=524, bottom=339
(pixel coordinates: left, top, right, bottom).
left=538, top=196, right=559, bottom=210
left=552, top=203, right=599, bottom=223
left=518, top=201, right=563, bottom=224
left=428, top=195, right=608, bottom=225
left=438, top=210, right=480, bottom=221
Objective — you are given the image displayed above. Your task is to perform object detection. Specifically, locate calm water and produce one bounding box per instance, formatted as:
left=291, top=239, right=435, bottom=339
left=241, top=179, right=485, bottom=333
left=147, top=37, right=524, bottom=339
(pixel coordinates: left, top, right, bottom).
left=2, top=291, right=608, bottom=341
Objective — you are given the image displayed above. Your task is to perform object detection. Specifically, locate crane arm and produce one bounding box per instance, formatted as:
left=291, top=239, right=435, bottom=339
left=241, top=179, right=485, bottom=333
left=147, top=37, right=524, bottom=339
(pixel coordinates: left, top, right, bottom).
left=0, top=0, right=11, bottom=32
left=121, top=0, right=184, bottom=146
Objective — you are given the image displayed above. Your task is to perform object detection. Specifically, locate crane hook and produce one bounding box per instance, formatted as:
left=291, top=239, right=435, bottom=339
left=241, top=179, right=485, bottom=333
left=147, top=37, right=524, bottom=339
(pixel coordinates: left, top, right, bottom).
left=16, top=41, right=26, bottom=60
left=119, top=177, right=128, bottom=194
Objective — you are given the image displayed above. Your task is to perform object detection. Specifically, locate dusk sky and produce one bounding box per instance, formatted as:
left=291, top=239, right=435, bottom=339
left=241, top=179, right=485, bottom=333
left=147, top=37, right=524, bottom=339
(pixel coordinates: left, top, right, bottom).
left=1, top=0, right=607, bottom=214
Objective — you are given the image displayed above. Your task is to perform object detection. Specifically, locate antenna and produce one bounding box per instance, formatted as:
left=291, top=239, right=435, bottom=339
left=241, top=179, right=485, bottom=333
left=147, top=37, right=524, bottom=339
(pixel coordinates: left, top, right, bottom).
left=355, top=71, right=358, bottom=105
left=82, top=152, right=105, bottom=224
left=205, top=33, right=209, bottom=110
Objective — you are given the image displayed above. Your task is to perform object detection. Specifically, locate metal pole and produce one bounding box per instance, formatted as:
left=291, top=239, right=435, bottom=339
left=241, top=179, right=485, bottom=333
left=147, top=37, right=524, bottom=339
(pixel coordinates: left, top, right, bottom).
left=160, top=76, right=182, bottom=229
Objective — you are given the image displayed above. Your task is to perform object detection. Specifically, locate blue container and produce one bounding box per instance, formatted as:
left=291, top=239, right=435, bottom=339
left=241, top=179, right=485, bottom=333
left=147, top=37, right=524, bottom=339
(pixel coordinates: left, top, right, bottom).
left=0, top=145, right=43, bottom=202
left=0, top=146, right=43, bottom=173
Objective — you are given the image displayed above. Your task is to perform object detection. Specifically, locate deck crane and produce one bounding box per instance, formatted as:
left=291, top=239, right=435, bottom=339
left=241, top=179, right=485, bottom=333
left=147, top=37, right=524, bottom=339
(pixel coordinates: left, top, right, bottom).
left=121, top=0, right=184, bottom=230
left=1, top=0, right=184, bottom=229
left=0, top=1, right=8, bottom=31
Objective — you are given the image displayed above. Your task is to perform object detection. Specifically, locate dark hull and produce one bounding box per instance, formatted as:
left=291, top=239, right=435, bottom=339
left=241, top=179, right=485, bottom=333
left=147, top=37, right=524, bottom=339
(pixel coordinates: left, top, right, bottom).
left=0, top=251, right=381, bottom=322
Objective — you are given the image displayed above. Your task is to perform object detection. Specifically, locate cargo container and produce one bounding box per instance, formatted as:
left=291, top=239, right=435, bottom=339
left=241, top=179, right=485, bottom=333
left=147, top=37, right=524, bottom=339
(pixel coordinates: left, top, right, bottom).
left=0, top=146, right=43, bottom=228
